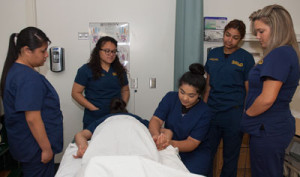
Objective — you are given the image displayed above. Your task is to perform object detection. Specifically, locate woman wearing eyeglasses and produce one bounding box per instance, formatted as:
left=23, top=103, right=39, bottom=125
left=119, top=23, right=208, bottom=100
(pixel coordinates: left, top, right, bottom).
left=72, top=36, right=129, bottom=129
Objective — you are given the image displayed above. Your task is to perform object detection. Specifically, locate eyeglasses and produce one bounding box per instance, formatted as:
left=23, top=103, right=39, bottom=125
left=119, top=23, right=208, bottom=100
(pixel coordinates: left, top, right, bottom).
left=100, top=49, right=118, bottom=55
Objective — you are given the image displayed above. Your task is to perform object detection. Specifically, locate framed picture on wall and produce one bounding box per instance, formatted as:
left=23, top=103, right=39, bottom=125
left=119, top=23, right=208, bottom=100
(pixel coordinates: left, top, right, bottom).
left=204, top=17, right=227, bottom=42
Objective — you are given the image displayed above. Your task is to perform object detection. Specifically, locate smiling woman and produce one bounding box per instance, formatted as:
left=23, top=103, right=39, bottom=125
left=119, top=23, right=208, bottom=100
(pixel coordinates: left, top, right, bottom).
left=149, top=63, right=214, bottom=176
left=71, top=36, right=130, bottom=129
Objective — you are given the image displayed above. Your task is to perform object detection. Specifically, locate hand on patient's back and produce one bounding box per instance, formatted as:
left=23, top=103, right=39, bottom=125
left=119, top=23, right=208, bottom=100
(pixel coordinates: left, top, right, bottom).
left=41, top=148, right=53, bottom=164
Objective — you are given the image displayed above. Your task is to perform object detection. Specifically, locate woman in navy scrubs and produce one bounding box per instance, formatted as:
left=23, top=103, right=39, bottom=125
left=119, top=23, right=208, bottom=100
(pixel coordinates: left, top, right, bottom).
left=203, top=19, right=255, bottom=177
left=72, top=36, right=129, bottom=128
left=149, top=63, right=213, bottom=175
left=0, top=27, right=63, bottom=177
left=241, top=5, right=300, bottom=177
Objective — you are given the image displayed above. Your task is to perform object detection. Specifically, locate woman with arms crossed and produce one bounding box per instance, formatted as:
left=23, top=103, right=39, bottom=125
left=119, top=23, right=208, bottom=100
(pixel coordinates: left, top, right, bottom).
left=149, top=63, right=213, bottom=175
left=72, top=36, right=129, bottom=128
left=241, top=4, right=300, bottom=177
left=0, top=27, right=63, bottom=177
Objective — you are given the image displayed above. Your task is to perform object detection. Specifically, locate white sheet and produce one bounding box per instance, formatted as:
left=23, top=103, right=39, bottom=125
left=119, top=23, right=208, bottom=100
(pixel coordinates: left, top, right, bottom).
left=82, top=115, right=160, bottom=165
left=55, top=115, right=205, bottom=177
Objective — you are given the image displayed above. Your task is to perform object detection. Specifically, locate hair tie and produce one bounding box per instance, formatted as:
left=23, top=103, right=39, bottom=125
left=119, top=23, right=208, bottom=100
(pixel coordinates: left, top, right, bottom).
left=14, top=33, right=18, bottom=45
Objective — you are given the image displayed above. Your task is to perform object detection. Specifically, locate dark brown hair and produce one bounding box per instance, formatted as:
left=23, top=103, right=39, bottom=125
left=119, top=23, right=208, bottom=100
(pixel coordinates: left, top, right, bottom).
left=224, top=19, right=246, bottom=39
left=87, top=36, right=127, bottom=86
left=178, top=63, right=206, bottom=94
left=1, top=27, right=51, bottom=97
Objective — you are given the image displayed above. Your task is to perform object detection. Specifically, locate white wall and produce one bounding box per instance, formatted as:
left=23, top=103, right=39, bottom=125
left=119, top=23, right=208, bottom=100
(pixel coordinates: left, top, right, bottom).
left=204, top=0, right=300, bottom=119
left=0, top=1, right=26, bottom=79
left=34, top=0, right=176, bottom=161
left=0, top=0, right=37, bottom=125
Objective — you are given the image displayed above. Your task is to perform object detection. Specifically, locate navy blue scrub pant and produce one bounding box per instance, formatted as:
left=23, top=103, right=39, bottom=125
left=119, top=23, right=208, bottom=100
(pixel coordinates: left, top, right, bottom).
left=207, top=106, right=243, bottom=177
left=180, top=144, right=211, bottom=176
left=21, top=158, right=55, bottom=177
left=249, top=131, right=293, bottom=177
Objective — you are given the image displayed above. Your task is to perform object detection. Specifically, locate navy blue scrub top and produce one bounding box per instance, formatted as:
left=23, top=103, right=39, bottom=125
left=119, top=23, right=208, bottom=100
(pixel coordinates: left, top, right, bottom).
left=3, top=63, right=63, bottom=162
left=153, top=92, right=213, bottom=173
left=154, top=92, right=212, bottom=143
left=241, top=46, right=299, bottom=136
left=205, top=47, right=255, bottom=112
left=86, top=113, right=149, bottom=133
left=74, top=64, right=128, bottom=125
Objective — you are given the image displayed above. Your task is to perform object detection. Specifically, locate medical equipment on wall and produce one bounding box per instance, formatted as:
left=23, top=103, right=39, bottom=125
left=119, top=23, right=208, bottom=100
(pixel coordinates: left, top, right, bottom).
left=284, top=135, right=300, bottom=176
left=49, top=47, right=64, bottom=72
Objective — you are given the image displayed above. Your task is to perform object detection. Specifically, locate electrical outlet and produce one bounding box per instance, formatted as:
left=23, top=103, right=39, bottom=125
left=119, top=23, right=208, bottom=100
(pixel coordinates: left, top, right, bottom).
left=130, top=78, right=138, bottom=89
left=78, top=32, right=89, bottom=40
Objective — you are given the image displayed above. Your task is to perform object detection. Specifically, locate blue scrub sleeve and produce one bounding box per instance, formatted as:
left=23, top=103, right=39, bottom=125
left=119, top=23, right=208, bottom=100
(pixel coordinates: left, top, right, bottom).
left=15, top=74, right=44, bottom=111
left=86, top=121, right=100, bottom=134
left=153, top=92, right=175, bottom=122
left=243, top=54, right=255, bottom=81
left=123, top=72, right=129, bottom=86
left=190, top=109, right=213, bottom=141
left=260, top=48, right=291, bottom=83
left=204, top=48, right=218, bottom=75
left=74, top=65, right=90, bottom=86
left=204, top=57, right=211, bottom=74
left=204, top=64, right=209, bottom=74
left=86, top=114, right=111, bottom=133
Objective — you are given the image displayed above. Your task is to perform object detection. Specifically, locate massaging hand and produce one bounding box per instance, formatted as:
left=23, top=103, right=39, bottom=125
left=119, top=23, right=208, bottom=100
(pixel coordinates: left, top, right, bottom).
left=152, top=134, right=165, bottom=150
left=73, top=145, right=88, bottom=158
left=41, top=148, right=54, bottom=164
left=156, top=133, right=171, bottom=150
left=154, top=128, right=173, bottom=150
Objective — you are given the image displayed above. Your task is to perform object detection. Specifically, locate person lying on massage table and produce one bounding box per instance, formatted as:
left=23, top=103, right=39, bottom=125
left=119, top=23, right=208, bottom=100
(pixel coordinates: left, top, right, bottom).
left=73, top=98, right=172, bottom=158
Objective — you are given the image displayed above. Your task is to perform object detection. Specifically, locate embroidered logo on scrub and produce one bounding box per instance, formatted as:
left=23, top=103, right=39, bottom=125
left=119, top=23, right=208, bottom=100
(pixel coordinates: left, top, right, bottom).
left=232, top=60, right=243, bottom=67
left=101, top=72, right=117, bottom=76
left=209, top=58, right=219, bottom=61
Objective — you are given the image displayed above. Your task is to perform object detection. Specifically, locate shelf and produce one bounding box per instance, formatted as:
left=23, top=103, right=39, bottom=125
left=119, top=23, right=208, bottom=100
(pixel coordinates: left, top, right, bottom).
left=243, top=33, right=258, bottom=42
left=244, top=33, right=300, bottom=42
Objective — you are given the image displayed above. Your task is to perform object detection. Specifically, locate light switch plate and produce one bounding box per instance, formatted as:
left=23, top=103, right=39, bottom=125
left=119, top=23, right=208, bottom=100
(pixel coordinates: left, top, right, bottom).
left=149, top=78, right=156, bottom=88
left=130, top=78, right=138, bottom=89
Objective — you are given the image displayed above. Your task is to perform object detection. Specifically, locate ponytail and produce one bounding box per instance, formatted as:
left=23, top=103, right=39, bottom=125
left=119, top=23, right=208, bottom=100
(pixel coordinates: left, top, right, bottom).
left=1, top=33, right=18, bottom=97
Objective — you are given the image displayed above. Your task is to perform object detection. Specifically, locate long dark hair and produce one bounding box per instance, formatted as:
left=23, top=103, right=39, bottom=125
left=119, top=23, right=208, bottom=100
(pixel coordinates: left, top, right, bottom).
left=88, top=36, right=127, bottom=86
left=110, top=98, right=128, bottom=114
left=0, top=27, right=51, bottom=97
left=178, top=63, right=206, bottom=94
